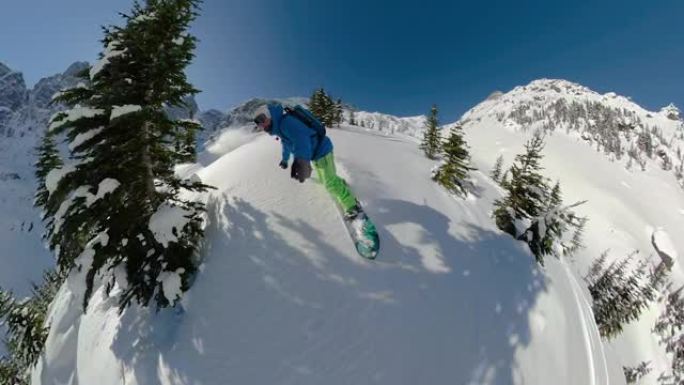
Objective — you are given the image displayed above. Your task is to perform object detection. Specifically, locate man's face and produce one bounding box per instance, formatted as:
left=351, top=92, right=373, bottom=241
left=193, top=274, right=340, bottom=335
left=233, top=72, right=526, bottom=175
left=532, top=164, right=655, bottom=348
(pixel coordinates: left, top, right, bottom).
left=254, top=114, right=271, bottom=132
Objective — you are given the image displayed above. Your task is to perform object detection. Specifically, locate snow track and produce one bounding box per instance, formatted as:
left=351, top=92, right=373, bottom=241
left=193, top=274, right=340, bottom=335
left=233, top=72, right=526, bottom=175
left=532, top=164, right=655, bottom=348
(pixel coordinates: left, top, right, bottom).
left=563, top=262, right=611, bottom=385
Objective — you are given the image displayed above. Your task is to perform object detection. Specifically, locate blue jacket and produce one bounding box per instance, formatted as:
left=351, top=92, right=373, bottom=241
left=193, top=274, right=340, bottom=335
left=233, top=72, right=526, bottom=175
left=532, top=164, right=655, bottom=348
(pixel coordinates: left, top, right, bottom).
left=267, top=104, right=333, bottom=162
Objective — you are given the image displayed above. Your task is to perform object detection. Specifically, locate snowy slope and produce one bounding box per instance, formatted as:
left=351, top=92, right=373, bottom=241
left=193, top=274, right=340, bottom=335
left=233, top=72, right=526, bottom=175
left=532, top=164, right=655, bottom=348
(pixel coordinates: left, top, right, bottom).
left=32, top=125, right=622, bottom=385
left=460, top=80, right=684, bottom=384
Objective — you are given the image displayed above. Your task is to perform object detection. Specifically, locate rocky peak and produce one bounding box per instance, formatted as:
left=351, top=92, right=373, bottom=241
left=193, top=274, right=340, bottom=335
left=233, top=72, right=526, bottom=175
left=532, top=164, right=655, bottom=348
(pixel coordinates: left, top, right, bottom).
left=519, top=78, right=592, bottom=96
left=461, top=78, right=684, bottom=188
left=63, top=61, right=89, bottom=77
left=198, top=109, right=227, bottom=133
left=0, top=62, right=28, bottom=112
left=29, top=62, right=89, bottom=110
left=660, top=103, right=680, bottom=121
left=165, top=96, right=200, bottom=120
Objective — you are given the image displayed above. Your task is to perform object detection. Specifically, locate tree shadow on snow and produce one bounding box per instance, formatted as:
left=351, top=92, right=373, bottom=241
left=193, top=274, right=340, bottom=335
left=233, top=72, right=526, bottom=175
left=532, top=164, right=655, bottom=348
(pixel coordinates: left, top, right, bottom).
left=110, top=194, right=549, bottom=385
left=368, top=198, right=548, bottom=385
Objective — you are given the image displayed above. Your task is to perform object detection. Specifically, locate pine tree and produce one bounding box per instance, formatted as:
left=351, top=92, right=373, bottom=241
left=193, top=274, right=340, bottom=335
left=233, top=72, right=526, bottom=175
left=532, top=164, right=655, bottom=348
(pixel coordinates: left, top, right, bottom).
left=309, top=88, right=326, bottom=121
left=585, top=251, right=658, bottom=339
left=349, top=109, right=356, bottom=126
left=321, top=92, right=335, bottom=127
left=493, top=136, right=585, bottom=264
left=547, top=180, right=562, bottom=208
left=623, top=361, right=652, bottom=384
left=421, top=104, right=441, bottom=159
left=334, top=98, right=344, bottom=127
left=653, top=286, right=684, bottom=384
left=34, top=130, right=63, bottom=217
left=432, top=124, right=475, bottom=197
left=308, top=88, right=338, bottom=127
left=0, top=270, right=64, bottom=385
left=654, top=287, right=684, bottom=341
left=0, top=359, right=25, bottom=385
left=44, top=0, right=211, bottom=310
left=494, top=135, right=548, bottom=224
left=491, top=155, right=504, bottom=183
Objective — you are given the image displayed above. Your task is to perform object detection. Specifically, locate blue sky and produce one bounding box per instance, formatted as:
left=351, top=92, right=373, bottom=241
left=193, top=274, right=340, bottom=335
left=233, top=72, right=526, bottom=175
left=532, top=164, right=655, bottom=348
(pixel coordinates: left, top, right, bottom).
left=1, top=0, right=682, bottom=122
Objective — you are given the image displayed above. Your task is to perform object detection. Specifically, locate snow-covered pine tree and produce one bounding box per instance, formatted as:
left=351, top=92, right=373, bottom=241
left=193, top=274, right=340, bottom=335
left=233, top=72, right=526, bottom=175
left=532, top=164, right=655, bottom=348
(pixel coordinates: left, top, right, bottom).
left=34, top=130, right=63, bottom=215
left=675, top=159, right=683, bottom=187
left=432, top=124, right=475, bottom=197
left=334, top=98, right=344, bottom=127
left=654, top=287, right=684, bottom=341
left=309, top=88, right=325, bottom=121
left=493, top=135, right=585, bottom=264
left=321, top=92, right=335, bottom=127
left=653, top=286, right=684, bottom=383
left=493, top=136, right=548, bottom=242
left=585, top=251, right=657, bottom=339
left=490, top=154, right=504, bottom=183
left=0, top=359, right=25, bottom=385
left=421, top=104, right=441, bottom=159
left=349, top=109, right=356, bottom=126
left=541, top=180, right=587, bottom=257
left=0, top=270, right=64, bottom=385
left=585, top=251, right=628, bottom=339
left=623, top=361, right=652, bottom=384
left=308, top=88, right=338, bottom=127
left=44, top=0, right=210, bottom=310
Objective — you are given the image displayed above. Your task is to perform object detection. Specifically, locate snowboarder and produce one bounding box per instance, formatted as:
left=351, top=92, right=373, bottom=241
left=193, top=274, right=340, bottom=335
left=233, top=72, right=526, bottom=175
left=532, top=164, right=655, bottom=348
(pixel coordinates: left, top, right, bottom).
left=253, top=103, right=379, bottom=258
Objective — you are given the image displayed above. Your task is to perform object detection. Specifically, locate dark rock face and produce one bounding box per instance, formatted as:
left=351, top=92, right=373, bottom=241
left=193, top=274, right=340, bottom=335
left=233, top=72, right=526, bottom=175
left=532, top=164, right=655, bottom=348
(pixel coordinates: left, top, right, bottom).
left=0, top=61, right=95, bottom=139
left=0, top=62, right=28, bottom=112
left=198, top=109, right=227, bottom=132
left=165, top=95, right=200, bottom=121
left=30, top=62, right=89, bottom=109
left=0, top=62, right=28, bottom=137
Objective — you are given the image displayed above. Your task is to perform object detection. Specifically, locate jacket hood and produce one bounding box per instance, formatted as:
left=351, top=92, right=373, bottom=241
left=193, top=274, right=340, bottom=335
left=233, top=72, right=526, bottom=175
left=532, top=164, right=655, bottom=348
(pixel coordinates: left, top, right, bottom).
left=267, top=104, right=285, bottom=135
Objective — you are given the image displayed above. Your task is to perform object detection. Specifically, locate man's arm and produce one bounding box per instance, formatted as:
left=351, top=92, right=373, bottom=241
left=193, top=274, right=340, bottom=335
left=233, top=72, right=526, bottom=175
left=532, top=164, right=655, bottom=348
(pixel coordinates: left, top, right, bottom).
left=281, top=141, right=291, bottom=162
left=280, top=141, right=291, bottom=168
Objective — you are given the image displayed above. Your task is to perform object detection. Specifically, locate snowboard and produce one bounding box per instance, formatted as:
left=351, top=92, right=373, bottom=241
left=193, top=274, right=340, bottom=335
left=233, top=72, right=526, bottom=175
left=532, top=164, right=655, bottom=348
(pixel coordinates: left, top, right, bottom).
left=342, top=204, right=380, bottom=260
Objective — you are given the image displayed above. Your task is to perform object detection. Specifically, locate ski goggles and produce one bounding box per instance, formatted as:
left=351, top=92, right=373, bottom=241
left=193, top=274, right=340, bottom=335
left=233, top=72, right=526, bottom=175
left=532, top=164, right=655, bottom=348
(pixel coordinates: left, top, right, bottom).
left=253, top=113, right=268, bottom=126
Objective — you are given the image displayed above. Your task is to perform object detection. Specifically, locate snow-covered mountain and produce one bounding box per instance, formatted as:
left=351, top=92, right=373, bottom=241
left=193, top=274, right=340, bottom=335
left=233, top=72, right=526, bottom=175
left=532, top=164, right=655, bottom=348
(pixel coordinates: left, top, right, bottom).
left=461, top=79, right=684, bottom=188
left=3, top=71, right=684, bottom=384
left=0, top=61, right=90, bottom=297
left=352, top=110, right=426, bottom=138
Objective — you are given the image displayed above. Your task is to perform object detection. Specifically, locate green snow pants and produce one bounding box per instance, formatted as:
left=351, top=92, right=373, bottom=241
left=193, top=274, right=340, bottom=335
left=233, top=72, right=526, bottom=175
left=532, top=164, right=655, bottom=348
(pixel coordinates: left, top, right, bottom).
left=312, top=152, right=358, bottom=212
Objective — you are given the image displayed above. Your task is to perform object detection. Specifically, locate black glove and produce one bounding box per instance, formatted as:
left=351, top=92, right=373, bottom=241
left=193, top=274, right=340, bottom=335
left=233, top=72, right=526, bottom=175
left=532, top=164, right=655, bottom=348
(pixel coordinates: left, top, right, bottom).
left=291, top=158, right=312, bottom=183
left=279, top=160, right=288, bottom=169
